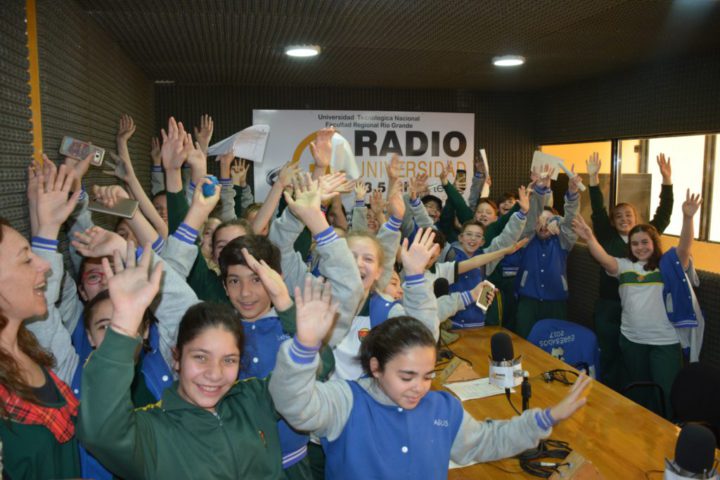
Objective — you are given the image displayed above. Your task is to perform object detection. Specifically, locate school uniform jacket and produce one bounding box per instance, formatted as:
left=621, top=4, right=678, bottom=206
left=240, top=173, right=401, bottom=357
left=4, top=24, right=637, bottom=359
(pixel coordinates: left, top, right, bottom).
left=270, top=338, right=553, bottom=480
left=79, top=329, right=284, bottom=480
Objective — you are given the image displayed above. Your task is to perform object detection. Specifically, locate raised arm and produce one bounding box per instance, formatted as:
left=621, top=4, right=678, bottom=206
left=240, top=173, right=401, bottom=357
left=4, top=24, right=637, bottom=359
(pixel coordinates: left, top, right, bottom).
left=457, top=237, right=529, bottom=275
left=78, top=244, right=163, bottom=480
left=269, top=276, right=352, bottom=441
left=677, top=190, right=701, bottom=270
left=572, top=216, right=618, bottom=275
left=558, top=170, right=581, bottom=250
left=440, top=160, right=474, bottom=223
left=252, top=162, right=298, bottom=235
left=586, top=153, right=615, bottom=242
left=649, top=153, right=674, bottom=233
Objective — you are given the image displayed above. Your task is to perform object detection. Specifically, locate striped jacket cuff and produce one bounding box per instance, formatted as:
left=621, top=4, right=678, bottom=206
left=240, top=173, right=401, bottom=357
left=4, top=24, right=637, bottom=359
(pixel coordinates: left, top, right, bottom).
left=534, top=408, right=556, bottom=431
left=31, top=236, right=59, bottom=252
left=460, top=290, right=474, bottom=307
left=313, top=227, right=338, bottom=247
left=404, top=273, right=425, bottom=287
left=151, top=235, right=165, bottom=254
left=385, top=215, right=403, bottom=232
left=173, top=223, right=199, bottom=245
left=533, top=185, right=551, bottom=195
left=515, top=210, right=527, bottom=220
left=151, top=165, right=163, bottom=173
left=219, top=178, right=233, bottom=186
left=565, top=191, right=579, bottom=201
left=410, top=197, right=422, bottom=208
left=289, top=337, right=320, bottom=364
left=355, top=200, right=365, bottom=208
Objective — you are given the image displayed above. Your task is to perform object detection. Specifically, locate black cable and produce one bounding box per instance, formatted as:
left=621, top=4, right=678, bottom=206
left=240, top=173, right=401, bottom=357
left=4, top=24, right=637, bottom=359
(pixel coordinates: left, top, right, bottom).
left=505, top=389, right=521, bottom=415
left=437, top=330, right=474, bottom=367
left=541, top=369, right=578, bottom=385
left=517, top=439, right=572, bottom=478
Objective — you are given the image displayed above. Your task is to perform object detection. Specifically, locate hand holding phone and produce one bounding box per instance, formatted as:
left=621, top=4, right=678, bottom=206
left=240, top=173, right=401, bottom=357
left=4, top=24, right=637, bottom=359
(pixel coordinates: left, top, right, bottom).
left=474, top=280, right=496, bottom=312
left=60, top=136, right=105, bottom=166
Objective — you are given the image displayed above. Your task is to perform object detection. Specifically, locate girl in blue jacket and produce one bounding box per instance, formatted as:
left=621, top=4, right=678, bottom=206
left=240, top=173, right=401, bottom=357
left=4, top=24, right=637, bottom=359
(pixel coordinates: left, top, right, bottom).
left=269, top=276, right=592, bottom=480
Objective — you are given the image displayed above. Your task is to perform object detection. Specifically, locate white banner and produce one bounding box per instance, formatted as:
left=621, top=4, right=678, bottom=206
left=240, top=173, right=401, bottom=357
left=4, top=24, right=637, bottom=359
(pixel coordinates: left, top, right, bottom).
left=252, top=109, right=475, bottom=203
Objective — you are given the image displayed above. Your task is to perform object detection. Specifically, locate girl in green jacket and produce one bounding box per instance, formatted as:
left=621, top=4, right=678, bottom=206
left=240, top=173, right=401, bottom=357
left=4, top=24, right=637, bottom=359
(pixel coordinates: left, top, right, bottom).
left=78, top=244, right=284, bottom=480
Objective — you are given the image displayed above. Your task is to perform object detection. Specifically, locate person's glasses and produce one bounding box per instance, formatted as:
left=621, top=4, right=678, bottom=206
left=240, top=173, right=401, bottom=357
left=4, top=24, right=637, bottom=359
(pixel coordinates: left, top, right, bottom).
left=82, top=271, right=106, bottom=286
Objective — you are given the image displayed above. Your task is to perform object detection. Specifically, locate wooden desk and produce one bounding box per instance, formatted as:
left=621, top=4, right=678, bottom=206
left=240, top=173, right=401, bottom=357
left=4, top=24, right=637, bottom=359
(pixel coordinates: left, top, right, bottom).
left=442, top=327, right=678, bottom=479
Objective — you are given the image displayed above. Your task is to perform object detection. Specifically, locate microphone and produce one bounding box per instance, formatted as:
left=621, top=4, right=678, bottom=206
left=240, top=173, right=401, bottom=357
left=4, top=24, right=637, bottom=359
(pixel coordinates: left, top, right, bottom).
left=489, top=332, right=523, bottom=390
left=434, top=278, right=450, bottom=298
left=664, top=424, right=719, bottom=479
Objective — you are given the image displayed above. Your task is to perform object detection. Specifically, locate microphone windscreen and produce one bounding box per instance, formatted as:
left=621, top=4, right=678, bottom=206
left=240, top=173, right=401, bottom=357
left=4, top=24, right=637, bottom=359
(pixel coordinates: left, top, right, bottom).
left=490, top=332, right=514, bottom=362
left=434, top=278, right=450, bottom=297
left=675, top=424, right=716, bottom=474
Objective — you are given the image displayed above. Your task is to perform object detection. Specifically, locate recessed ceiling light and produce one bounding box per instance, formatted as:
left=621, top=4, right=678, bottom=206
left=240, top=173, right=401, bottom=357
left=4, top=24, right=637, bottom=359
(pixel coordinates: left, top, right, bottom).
left=492, top=55, right=525, bottom=67
left=285, top=45, right=321, bottom=57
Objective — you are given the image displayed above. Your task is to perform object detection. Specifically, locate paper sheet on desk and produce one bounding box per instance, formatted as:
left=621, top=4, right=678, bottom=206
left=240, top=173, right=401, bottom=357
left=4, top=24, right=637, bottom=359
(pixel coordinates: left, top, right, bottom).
left=443, top=377, right=513, bottom=402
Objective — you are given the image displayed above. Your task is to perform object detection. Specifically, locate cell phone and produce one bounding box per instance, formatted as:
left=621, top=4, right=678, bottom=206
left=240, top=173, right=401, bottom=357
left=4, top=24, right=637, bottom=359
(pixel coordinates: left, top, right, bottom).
left=475, top=280, right=496, bottom=312
left=455, top=169, right=467, bottom=182
left=59, top=136, right=105, bottom=166
left=88, top=198, right=139, bottom=219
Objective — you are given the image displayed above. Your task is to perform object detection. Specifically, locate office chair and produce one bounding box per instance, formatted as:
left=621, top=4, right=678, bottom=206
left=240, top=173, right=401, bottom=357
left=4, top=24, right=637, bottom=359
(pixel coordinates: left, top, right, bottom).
left=526, top=319, right=600, bottom=379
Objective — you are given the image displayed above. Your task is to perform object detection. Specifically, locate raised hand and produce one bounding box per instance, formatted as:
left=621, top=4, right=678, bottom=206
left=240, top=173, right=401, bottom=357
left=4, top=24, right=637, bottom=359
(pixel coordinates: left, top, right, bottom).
left=516, top=185, right=530, bottom=214
left=36, top=162, right=81, bottom=239
left=284, top=173, right=322, bottom=222
left=116, top=114, right=136, bottom=144
left=409, top=173, right=429, bottom=201
left=369, top=189, right=386, bottom=217
left=532, top=164, right=555, bottom=190
left=386, top=179, right=406, bottom=220
left=657, top=153, right=672, bottom=185
left=275, top=162, right=299, bottom=190
left=160, top=117, right=187, bottom=171
left=567, top=164, right=582, bottom=194
left=92, top=184, right=130, bottom=209
left=354, top=180, right=367, bottom=201
left=231, top=158, right=250, bottom=187
left=386, top=154, right=403, bottom=184
left=317, top=171, right=345, bottom=203
left=571, top=216, right=594, bottom=241
left=503, top=237, right=529, bottom=255
left=183, top=177, right=222, bottom=231
left=682, top=189, right=702, bottom=218
left=193, top=114, right=214, bottom=155
left=72, top=226, right=127, bottom=259
left=294, top=275, right=339, bottom=348
left=102, top=151, right=136, bottom=183
left=548, top=373, right=592, bottom=423
left=439, top=160, right=451, bottom=186
left=400, top=227, right=440, bottom=276
left=240, top=248, right=292, bottom=311
left=150, top=137, right=162, bottom=166
left=105, top=242, right=163, bottom=336
left=309, top=127, right=335, bottom=172
left=182, top=133, right=207, bottom=177
left=64, top=149, right=93, bottom=191
left=471, top=280, right=496, bottom=306
left=485, top=174, right=492, bottom=189
left=586, top=152, right=601, bottom=186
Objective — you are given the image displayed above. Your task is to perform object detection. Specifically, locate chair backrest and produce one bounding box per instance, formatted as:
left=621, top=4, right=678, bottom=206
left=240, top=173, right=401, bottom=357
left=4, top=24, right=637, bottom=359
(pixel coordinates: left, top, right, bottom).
left=671, top=362, right=720, bottom=444
left=527, top=319, right=600, bottom=379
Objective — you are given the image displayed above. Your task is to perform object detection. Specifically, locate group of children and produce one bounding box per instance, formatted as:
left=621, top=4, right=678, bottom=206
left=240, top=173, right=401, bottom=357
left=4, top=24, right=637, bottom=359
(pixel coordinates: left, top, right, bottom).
left=0, top=113, right=704, bottom=479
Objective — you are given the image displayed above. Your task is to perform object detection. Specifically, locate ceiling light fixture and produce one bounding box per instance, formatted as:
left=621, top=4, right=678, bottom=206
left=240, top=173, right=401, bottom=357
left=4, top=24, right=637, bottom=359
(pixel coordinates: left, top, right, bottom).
left=492, top=55, right=525, bottom=67
left=285, top=45, right=321, bottom=58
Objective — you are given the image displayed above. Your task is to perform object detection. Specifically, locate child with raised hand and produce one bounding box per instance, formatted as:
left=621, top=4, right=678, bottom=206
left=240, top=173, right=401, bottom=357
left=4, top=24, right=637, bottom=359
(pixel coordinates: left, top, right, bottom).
left=333, top=226, right=440, bottom=380
left=443, top=185, right=530, bottom=329
left=572, top=190, right=703, bottom=416
left=511, top=167, right=582, bottom=338
left=586, top=152, right=674, bottom=391
left=78, top=245, right=283, bottom=480
left=269, top=276, right=592, bottom=480
left=218, top=241, right=331, bottom=478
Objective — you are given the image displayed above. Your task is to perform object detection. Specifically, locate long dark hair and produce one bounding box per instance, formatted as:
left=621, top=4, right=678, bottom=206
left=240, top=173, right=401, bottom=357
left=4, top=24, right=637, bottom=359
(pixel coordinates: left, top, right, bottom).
left=628, top=224, right=663, bottom=271
left=0, top=219, right=54, bottom=412
left=359, top=316, right=436, bottom=375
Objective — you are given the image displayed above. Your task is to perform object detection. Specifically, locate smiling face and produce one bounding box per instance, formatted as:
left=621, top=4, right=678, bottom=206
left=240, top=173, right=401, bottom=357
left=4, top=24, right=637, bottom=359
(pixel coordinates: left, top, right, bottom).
left=174, top=326, right=241, bottom=412
left=499, top=197, right=517, bottom=215
left=383, top=271, right=404, bottom=301
left=79, top=257, right=108, bottom=302
left=629, top=231, right=655, bottom=262
left=423, top=200, right=441, bottom=223
left=612, top=205, right=637, bottom=236
left=370, top=345, right=436, bottom=410
left=223, top=264, right=272, bottom=321
left=459, top=224, right=484, bottom=255
left=474, top=202, right=498, bottom=227
left=366, top=210, right=380, bottom=234
left=348, top=236, right=383, bottom=293
left=0, top=226, right=50, bottom=321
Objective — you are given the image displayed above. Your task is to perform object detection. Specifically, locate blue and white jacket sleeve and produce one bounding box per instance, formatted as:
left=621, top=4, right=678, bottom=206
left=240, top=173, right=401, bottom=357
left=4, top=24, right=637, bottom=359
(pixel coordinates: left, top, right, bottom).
left=161, top=223, right=200, bottom=279
left=268, top=208, right=310, bottom=295
left=559, top=190, right=580, bottom=251
left=376, top=216, right=403, bottom=292
left=450, top=408, right=553, bottom=465
left=389, top=273, right=440, bottom=340
left=269, top=338, right=354, bottom=441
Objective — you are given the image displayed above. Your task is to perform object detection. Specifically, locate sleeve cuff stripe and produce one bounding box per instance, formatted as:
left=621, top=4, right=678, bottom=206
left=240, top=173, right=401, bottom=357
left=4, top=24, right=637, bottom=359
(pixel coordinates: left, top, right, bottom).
left=461, top=291, right=473, bottom=306
left=315, top=235, right=338, bottom=247
left=515, top=211, right=527, bottom=220
left=388, top=216, right=403, bottom=227
left=31, top=236, right=59, bottom=246
left=355, top=201, right=365, bottom=207
left=178, top=223, right=199, bottom=236
left=151, top=166, right=163, bottom=172
left=404, top=278, right=426, bottom=287
left=313, top=227, right=335, bottom=242
left=410, top=198, right=422, bottom=207
left=173, top=231, right=197, bottom=245
left=32, top=244, right=58, bottom=252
